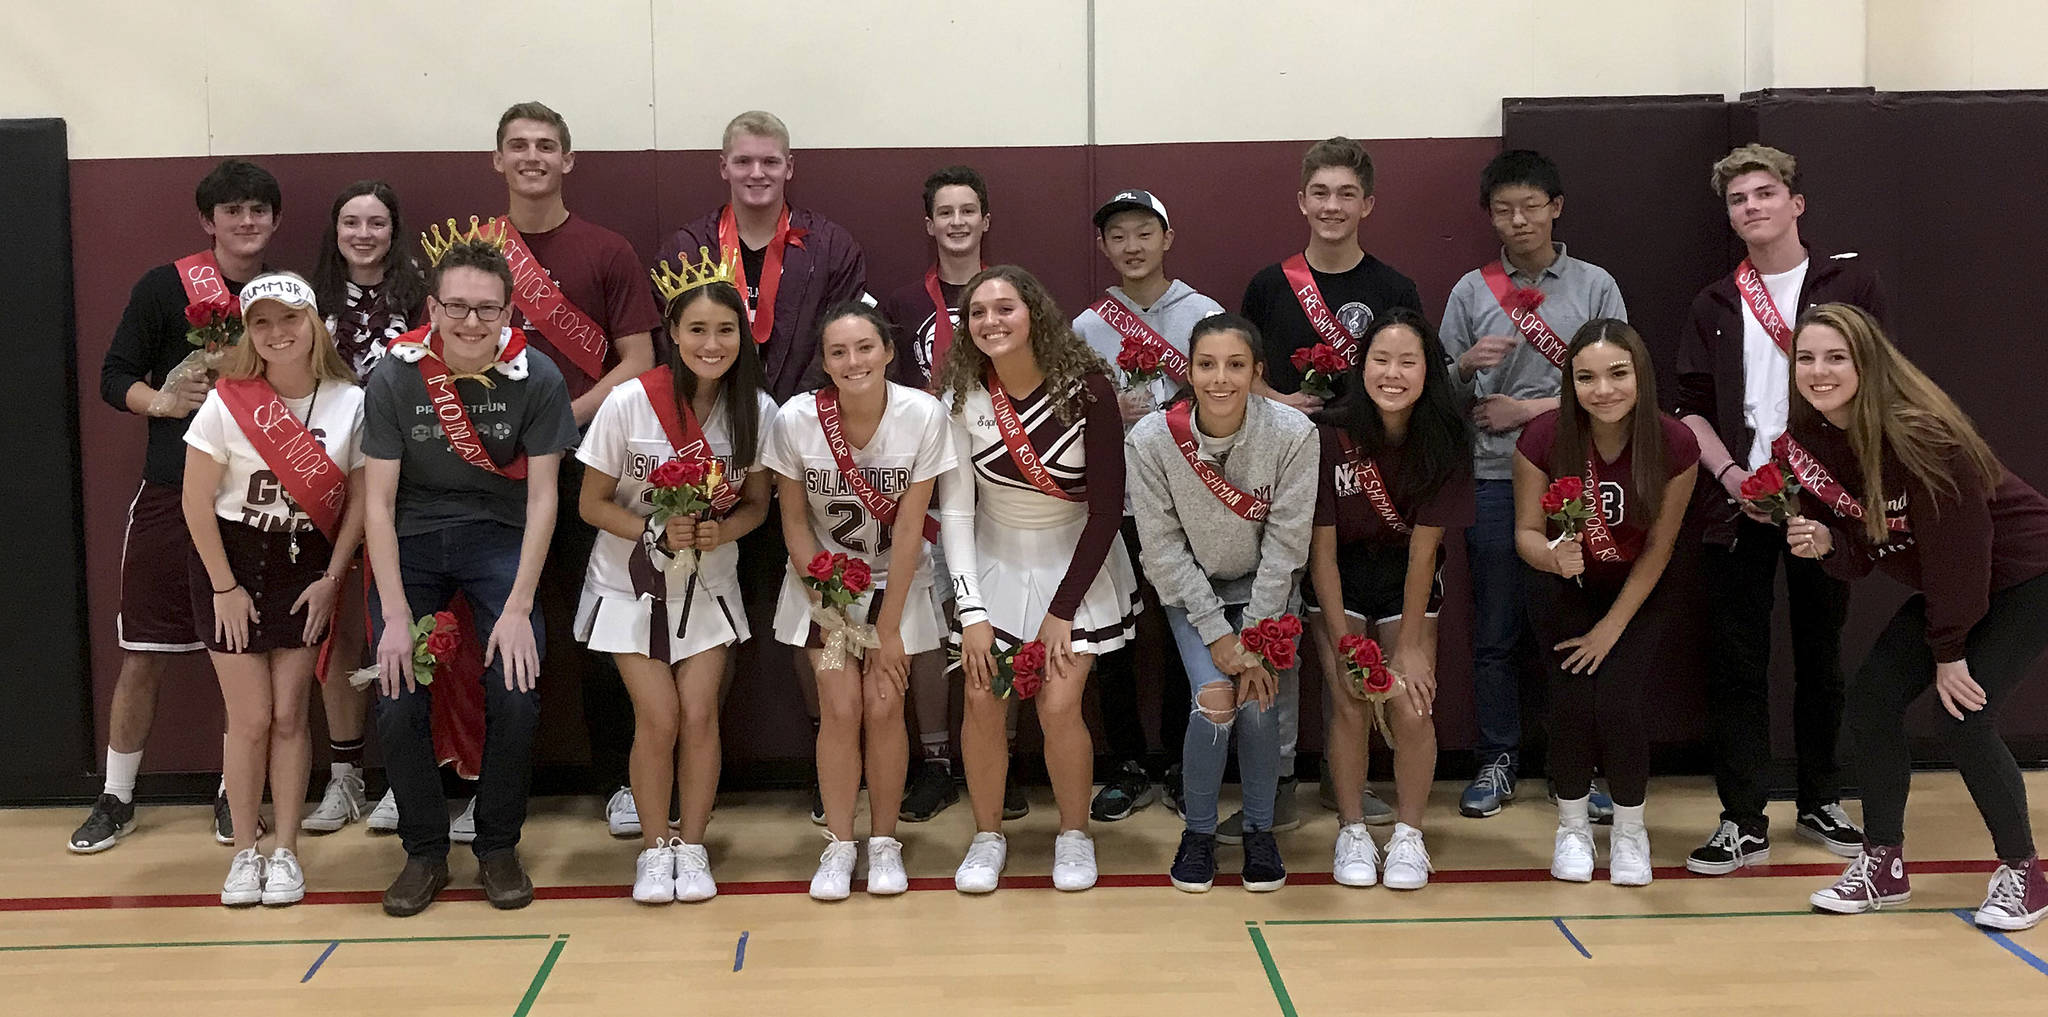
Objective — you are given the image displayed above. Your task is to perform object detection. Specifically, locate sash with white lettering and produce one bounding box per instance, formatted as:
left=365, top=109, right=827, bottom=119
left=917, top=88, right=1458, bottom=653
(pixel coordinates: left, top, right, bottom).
left=1280, top=254, right=1359, bottom=364
left=215, top=377, right=346, bottom=539
left=175, top=249, right=229, bottom=306
left=984, top=371, right=1082, bottom=502
left=1770, top=432, right=1908, bottom=532
left=718, top=204, right=799, bottom=345
left=1089, top=293, right=1189, bottom=382
left=1479, top=261, right=1568, bottom=369
left=639, top=366, right=740, bottom=515
left=1580, top=456, right=1625, bottom=563
left=396, top=326, right=529, bottom=480
left=922, top=265, right=978, bottom=376
left=1165, top=401, right=1269, bottom=521
left=1734, top=259, right=1796, bottom=357
left=497, top=219, right=609, bottom=384
left=1334, top=432, right=1408, bottom=536
left=816, top=386, right=942, bottom=544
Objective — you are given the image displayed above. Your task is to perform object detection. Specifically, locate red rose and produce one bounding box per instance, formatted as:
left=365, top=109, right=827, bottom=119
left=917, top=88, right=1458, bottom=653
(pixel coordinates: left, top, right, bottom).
left=806, top=552, right=837, bottom=582
left=1274, top=614, right=1302, bottom=639
left=841, top=558, right=872, bottom=595
left=424, top=612, right=462, bottom=659
left=1312, top=345, right=1348, bottom=373
left=1011, top=640, right=1048, bottom=677
left=1011, top=668, right=1045, bottom=700
left=184, top=302, right=213, bottom=328
left=1290, top=348, right=1314, bottom=371
left=1741, top=462, right=1785, bottom=502
left=1139, top=348, right=1161, bottom=372
left=1505, top=287, right=1546, bottom=314
left=1363, top=664, right=1396, bottom=694
left=648, top=459, right=688, bottom=488
left=1540, top=488, right=1567, bottom=515
left=1239, top=625, right=1270, bottom=655
left=671, top=457, right=709, bottom=486
left=1544, top=477, right=1583, bottom=514
left=1117, top=348, right=1142, bottom=372
left=1265, top=639, right=1297, bottom=671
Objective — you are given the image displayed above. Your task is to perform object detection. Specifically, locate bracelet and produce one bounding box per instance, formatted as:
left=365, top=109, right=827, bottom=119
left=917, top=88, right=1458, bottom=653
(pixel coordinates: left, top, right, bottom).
left=1715, top=462, right=1738, bottom=480
left=212, top=581, right=240, bottom=595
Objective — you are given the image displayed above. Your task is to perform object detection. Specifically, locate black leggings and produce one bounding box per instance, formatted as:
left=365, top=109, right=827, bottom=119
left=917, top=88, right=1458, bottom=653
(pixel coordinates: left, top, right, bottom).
left=1532, top=574, right=1672, bottom=808
left=1852, top=571, right=2048, bottom=863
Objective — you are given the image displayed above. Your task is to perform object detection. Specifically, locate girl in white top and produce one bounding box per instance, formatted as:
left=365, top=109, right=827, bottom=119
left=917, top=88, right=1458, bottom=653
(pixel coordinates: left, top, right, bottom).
left=936, top=265, right=1141, bottom=894
left=182, top=272, right=367, bottom=907
left=763, top=303, right=956, bottom=901
left=576, top=279, right=775, bottom=904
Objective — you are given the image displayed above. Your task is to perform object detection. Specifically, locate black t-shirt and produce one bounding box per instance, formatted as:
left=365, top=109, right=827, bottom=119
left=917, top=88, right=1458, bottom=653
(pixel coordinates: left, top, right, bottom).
left=740, top=243, right=766, bottom=310
left=99, top=262, right=252, bottom=486
left=880, top=276, right=965, bottom=389
left=1239, top=253, right=1423, bottom=394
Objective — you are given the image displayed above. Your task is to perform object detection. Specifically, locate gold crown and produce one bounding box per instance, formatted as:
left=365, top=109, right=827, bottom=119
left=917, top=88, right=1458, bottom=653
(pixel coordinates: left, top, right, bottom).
left=650, top=246, right=742, bottom=302
left=421, top=216, right=511, bottom=266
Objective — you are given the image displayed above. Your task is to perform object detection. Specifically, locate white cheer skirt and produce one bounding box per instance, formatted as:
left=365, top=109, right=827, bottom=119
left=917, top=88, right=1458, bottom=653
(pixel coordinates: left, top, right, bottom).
left=968, top=514, right=1140, bottom=656
left=575, top=555, right=749, bottom=665
left=772, top=570, right=944, bottom=657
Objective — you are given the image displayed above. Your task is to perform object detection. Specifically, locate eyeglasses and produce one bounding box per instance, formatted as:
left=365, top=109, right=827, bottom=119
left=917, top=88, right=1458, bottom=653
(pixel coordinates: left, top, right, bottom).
left=434, top=299, right=509, bottom=323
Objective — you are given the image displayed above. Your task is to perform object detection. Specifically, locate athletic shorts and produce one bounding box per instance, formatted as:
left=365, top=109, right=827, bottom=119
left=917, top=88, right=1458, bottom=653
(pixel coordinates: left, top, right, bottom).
left=1302, top=540, right=1445, bottom=625
left=118, top=480, right=204, bottom=653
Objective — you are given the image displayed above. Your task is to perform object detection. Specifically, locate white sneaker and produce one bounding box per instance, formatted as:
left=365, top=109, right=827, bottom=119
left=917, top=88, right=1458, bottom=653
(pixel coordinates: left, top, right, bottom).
left=606, top=787, right=641, bottom=837
left=221, top=847, right=266, bottom=906
left=1382, top=823, right=1434, bottom=890
left=632, top=842, right=676, bottom=904
left=810, top=835, right=857, bottom=901
left=1051, top=830, right=1098, bottom=892
left=866, top=836, right=908, bottom=896
left=1552, top=824, right=1595, bottom=883
left=262, top=847, right=306, bottom=905
left=302, top=770, right=367, bottom=833
left=1609, top=823, right=1653, bottom=887
left=449, top=797, right=476, bottom=844
left=1332, top=823, right=1380, bottom=888
left=673, top=841, right=717, bottom=902
left=366, top=789, right=399, bottom=832
left=954, top=831, right=1008, bottom=894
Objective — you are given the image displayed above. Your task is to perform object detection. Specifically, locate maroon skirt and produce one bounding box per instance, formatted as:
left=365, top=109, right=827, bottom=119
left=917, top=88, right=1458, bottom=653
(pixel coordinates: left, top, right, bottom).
left=188, top=518, right=334, bottom=654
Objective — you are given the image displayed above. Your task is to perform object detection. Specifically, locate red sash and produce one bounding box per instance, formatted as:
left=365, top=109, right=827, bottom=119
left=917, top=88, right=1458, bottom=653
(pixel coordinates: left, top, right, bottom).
left=1280, top=254, right=1358, bottom=364
left=497, top=219, right=609, bottom=384
left=639, top=366, right=740, bottom=514
left=922, top=265, right=974, bottom=373
left=175, top=249, right=229, bottom=306
left=399, top=326, right=529, bottom=480
left=1165, top=401, right=1268, bottom=521
left=215, top=377, right=347, bottom=539
left=1735, top=259, right=1796, bottom=357
left=719, top=205, right=801, bottom=345
left=984, top=371, right=1081, bottom=502
left=1580, top=457, right=1625, bottom=563
left=1479, top=261, right=1568, bottom=369
left=815, top=386, right=942, bottom=544
left=1771, top=432, right=1908, bottom=532
left=1089, top=294, right=1189, bottom=382
left=1335, top=433, right=1408, bottom=536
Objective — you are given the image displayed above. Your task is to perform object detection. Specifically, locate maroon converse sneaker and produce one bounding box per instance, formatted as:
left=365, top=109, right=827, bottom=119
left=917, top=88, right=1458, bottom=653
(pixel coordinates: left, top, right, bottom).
left=1973, top=857, right=2048, bottom=932
left=1810, top=843, right=1911, bottom=914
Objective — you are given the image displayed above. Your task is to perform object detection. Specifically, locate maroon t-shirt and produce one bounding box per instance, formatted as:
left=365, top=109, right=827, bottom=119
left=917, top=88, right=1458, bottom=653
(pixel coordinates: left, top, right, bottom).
left=510, top=213, right=663, bottom=398
left=1313, top=425, right=1474, bottom=546
left=1517, top=410, right=1699, bottom=574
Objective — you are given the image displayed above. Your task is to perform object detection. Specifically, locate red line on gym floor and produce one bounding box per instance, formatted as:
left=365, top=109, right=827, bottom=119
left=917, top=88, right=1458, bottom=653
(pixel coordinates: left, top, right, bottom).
left=0, top=859, right=1998, bottom=912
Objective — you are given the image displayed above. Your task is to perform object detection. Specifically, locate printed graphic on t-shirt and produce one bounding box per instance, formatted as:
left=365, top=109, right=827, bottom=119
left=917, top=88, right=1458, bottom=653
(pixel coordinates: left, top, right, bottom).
left=1595, top=479, right=1625, bottom=528
left=408, top=396, right=513, bottom=444
left=239, top=424, right=330, bottom=532
left=1337, top=301, right=1374, bottom=339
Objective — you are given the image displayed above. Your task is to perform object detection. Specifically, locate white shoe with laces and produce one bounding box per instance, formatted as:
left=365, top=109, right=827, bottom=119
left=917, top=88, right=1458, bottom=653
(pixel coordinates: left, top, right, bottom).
left=1552, top=824, right=1596, bottom=883
left=1332, top=823, right=1380, bottom=888
left=366, top=789, right=399, bottom=832
left=1051, top=830, right=1097, bottom=891
left=449, top=797, right=477, bottom=844
left=633, top=841, right=675, bottom=904
left=866, top=836, right=908, bottom=896
left=606, top=787, right=641, bottom=837
left=302, top=770, right=367, bottom=833
left=221, top=848, right=266, bottom=906
left=262, top=847, right=306, bottom=905
left=954, top=831, right=1008, bottom=894
left=1609, top=823, right=1653, bottom=886
left=810, top=835, right=857, bottom=901
left=673, top=841, right=717, bottom=902
left=1381, top=823, right=1434, bottom=890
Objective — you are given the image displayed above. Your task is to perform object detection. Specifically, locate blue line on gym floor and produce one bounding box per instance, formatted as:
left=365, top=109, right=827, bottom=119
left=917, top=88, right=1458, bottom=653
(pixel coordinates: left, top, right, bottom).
left=733, top=931, right=749, bottom=972
left=300, top=941, right=339, bottom=983
left=1551, top=918, right=1592, bottom=959
left=1952, top=910, right=2048, bottom=976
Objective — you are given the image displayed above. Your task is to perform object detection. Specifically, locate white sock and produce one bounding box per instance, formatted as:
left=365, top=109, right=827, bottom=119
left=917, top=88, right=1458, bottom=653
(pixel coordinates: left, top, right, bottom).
left=331, top=761, right=361, bottom=781
left=1556, top=794, right=1590, bottom=830
left=1613, top=802, right=1645, bottom=831
left=103, top=748, right=143, bottom=804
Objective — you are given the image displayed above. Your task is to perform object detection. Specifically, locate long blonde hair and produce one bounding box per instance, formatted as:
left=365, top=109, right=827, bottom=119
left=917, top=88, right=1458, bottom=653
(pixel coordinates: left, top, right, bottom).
left=1790, top=303, right=2002, bottom=543
left=936, top=265, right=1110, bottom=423
left=221, top=281, right=357, bottom=386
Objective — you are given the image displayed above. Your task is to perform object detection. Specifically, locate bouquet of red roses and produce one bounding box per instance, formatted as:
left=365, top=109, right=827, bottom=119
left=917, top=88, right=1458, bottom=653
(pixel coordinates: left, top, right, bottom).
left=802, top=551, right=878, bottom=669
left=1237, top=614, right=1303, bottom=673
left=946, top=638, right=1048, bottom=700
left=149, top=296, right=245, bottom=417
left=1337, top=632, right=1406, bottom=744
left=1541, top=476, right=1593, bottom=585
left=1289, top=343, right=1348, bottom=399
left=348, top=609, right=461, bottom=689
left=1115, top=337, right=1166, bottom=391
left=1740, top=461, right=1804, bottom=524
left=648, top=454, right=725, bottom=580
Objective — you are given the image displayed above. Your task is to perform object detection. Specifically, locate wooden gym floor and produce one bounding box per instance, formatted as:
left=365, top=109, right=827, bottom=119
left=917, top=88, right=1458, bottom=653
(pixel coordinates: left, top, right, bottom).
left=1, top=773, right=2044, bottom=1015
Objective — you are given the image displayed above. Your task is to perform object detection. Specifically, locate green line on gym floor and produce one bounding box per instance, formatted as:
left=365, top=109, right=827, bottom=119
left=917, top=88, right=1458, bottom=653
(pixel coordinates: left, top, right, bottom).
left=0, top=933, right=558, bottom=953
left=1258, top=905, right=1957, bottom=927
left=512, top=935, right=569, bottom=1017
left=1245, top=926, right=1298, bottom=1017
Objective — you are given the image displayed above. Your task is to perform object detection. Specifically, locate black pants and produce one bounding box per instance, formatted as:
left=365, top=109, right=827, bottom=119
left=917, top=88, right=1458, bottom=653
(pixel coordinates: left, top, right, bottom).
left=1531, top=573, right=1669, bottom=808
left=1853, top=571, right=2048, bottom=863
left=1705, top=518, right=1848, bottom=822
left=1092, top=519, right=1189, bottom=773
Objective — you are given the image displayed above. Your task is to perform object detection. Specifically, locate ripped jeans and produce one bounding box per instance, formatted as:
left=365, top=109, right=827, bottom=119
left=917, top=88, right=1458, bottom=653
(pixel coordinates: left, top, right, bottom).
left=1166, top=604, right=1285, bottom=836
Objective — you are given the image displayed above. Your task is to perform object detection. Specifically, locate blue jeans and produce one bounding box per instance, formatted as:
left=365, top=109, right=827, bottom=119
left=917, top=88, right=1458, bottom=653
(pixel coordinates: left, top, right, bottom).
left=1466, top=479, right=1527, bottom=763
left=1167, top=605, right=1284, bottom=835
left=371, top=520, right=544, bottom=862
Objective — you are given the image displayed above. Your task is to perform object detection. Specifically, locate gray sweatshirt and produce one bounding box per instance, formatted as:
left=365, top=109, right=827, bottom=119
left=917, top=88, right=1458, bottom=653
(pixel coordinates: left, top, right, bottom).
left=1127, top=394, right=1318, bottom=644
left=1073, top=279, right=1225, bottom=410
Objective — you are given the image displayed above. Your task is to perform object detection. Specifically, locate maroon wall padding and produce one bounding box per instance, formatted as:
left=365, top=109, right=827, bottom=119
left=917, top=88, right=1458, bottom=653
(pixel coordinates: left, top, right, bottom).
left=72, top=137, right=1502, bottom=774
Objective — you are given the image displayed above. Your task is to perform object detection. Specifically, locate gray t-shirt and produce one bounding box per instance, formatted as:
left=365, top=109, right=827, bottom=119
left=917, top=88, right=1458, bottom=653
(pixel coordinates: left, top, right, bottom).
left=362, top=348, right=580, bottom=536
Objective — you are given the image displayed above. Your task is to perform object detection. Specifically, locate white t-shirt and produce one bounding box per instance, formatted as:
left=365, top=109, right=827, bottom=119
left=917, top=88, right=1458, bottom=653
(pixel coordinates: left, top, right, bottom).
left=761, top=383, right=955, bottom=588
left=183, top=378, right=367, bottom=532
left=1739, top=259, right=1807, bottom=469
left=576, top=377, right=778, bottom=599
